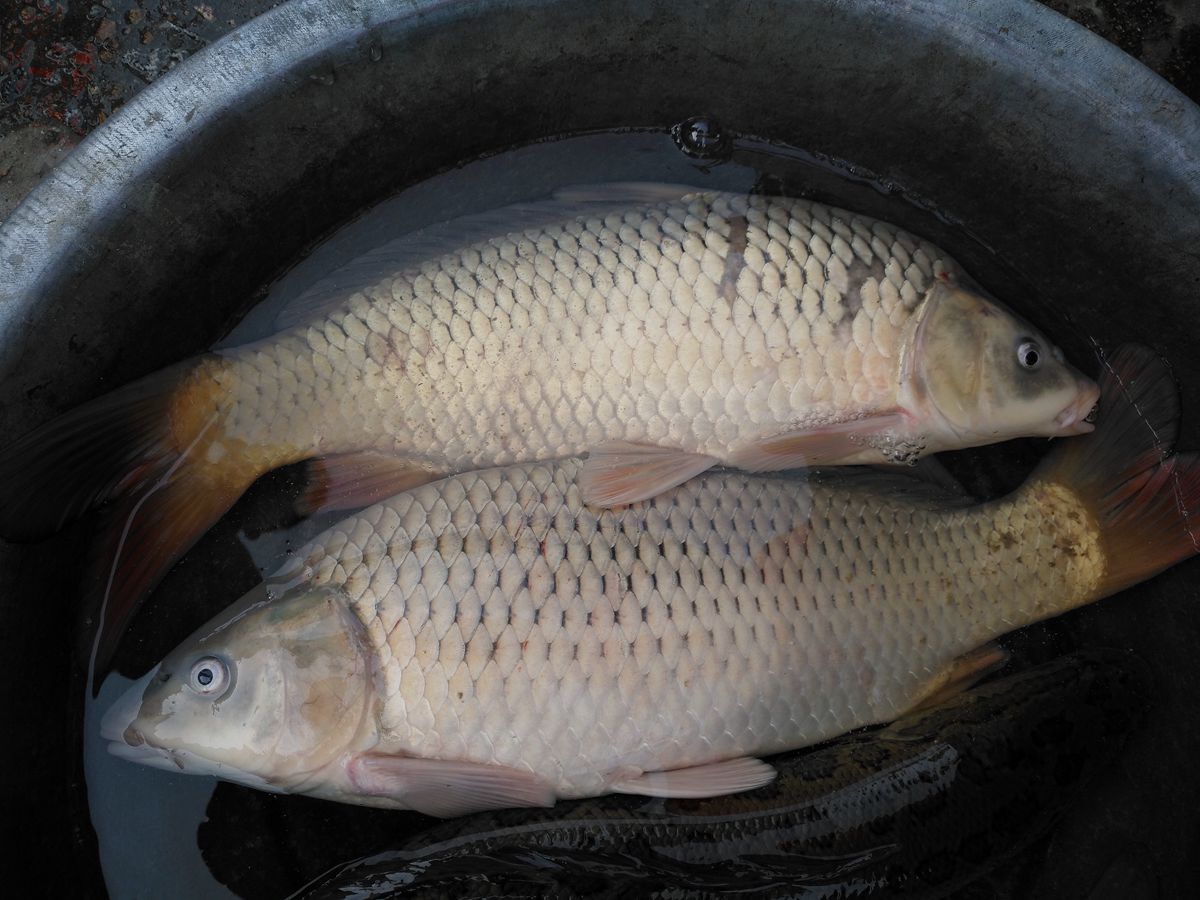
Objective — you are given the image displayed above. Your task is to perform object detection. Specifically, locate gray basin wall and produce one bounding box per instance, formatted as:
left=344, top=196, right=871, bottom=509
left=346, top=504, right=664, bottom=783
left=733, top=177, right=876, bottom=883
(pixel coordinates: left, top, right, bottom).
left=0, top=1, right=1197, bottom=895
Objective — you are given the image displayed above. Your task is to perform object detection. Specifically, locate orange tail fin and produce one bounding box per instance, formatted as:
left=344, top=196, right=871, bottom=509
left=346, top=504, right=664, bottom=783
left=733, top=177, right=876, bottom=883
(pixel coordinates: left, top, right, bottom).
left=0, top=360, right=194, bottom=541
left=1035, top=344, right=1200, bottom=598
left=0, top=356, right=262, bottom=673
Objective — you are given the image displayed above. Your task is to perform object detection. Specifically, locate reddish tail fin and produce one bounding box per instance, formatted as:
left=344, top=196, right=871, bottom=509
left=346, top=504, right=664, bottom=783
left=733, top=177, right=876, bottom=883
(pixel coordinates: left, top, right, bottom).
left=1035, top=344, right=1200, bottom=597
left=0, top=356, right=261, bottom=675
left=0, top=361, right=195, bottom=541
left=84, top=455, right=257, bottom=677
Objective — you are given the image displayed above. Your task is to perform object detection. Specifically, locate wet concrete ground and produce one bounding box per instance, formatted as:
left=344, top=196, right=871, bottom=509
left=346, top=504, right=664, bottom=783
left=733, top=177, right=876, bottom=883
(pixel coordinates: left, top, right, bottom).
left=0, top=0, right=281, bottom=217
left=0, top=1, right=280, bottom=131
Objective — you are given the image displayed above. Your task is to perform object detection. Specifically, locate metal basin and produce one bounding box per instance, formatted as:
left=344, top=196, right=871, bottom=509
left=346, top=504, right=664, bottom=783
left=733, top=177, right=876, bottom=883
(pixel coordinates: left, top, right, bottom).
left=1, top=0, right=1197, bottom=895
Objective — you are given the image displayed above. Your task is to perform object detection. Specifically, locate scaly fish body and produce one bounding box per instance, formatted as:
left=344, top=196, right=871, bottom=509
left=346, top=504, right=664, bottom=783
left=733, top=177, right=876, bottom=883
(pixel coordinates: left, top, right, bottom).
left=102, top=346, right=1196, bottom=816
left=287, top=649, right=1146, bottom=900
left=255, top=460, right=1092, bottom=801
left=215, top=193, right=978, bottom=467
left=209, top=189, right=1087, bottom=473
left=0, top=186, right=1098, bottom=667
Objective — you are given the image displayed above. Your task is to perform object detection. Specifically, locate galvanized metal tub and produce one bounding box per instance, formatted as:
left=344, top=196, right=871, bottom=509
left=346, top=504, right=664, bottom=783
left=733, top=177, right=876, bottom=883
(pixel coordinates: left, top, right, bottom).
left=1, top=0, right=1196, bottom=895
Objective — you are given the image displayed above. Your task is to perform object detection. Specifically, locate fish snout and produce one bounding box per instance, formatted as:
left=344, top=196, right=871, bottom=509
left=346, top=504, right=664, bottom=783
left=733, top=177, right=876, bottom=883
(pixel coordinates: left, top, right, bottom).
left=1055, top=380, right=1102, bottom=435
left=99, top=698, right=137, bottom=744
left=99, top=664, right=160, bottom=744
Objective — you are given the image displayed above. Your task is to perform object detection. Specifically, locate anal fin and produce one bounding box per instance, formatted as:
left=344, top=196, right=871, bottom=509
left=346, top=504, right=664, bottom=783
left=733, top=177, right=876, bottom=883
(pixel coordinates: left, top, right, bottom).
left=299, top=453, right=443, bottom=516
left=872, top=456, right=971, bottom=498
left=579, top=442, right=717, bottom=507
left=348, top=754, right=557, bottom=818
left=908, top=642, right=1010, bottom=714
left=609, top=756, right=776, bottom=799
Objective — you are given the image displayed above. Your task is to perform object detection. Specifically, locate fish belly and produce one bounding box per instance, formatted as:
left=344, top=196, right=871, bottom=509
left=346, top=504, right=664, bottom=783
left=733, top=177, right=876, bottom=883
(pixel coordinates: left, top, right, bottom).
left=220, top=193, right=951, bottom=468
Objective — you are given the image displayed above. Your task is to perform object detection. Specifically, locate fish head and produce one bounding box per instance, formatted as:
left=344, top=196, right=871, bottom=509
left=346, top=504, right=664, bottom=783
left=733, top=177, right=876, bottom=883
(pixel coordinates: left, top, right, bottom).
left=907, top=282, right=1100, bottom=449
left=101, top=583, right=372, bottom=793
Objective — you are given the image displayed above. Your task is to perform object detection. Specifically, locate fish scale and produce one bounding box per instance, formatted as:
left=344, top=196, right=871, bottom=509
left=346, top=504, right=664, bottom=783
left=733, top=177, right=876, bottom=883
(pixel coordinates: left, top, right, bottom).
left=218, top=193, right=948, bottom=469
left=273, top=457, right=1102, bottom=800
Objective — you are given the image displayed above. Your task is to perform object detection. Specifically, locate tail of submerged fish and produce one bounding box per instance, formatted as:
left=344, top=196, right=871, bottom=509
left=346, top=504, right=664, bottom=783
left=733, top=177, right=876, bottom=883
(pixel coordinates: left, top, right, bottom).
left=1029, top=343, right=1200, bottom=606
left=0, top=355, right=279, bottom=672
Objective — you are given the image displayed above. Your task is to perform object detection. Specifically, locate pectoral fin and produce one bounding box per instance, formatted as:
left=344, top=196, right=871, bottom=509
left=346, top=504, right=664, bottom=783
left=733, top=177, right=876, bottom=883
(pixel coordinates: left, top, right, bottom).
left=348, top=754, right=557, bottom=817
left=731, top=412, right=909, bottom=471
left=579, top=442, right=718, bottom=507
left=609, top=756, right=776, bottom=799
left=299, top=453, right=443, bottom=516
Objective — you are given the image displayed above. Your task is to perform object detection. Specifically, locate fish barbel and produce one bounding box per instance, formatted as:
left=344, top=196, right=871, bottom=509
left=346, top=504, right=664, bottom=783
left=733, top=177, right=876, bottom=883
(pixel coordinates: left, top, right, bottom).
left=101, top=344, right=1193, bottom=816
left=0, top=184, right=1097, bottom=666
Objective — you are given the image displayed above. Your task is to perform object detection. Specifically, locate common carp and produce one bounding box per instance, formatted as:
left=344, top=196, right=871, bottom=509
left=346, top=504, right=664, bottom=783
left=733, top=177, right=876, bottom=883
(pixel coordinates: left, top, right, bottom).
left=101, top=344, right=1189, bottom=815
left=4, top=185, right=1097, bottom=663
left=285, top=649, right=1145, bottom=899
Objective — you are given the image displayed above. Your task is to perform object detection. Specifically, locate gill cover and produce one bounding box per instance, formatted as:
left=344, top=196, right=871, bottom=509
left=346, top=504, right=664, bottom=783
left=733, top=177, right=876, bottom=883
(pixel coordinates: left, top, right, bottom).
left=910, top=283, right=1097, bottom=445
left=103, top=585, right=371, bottom=790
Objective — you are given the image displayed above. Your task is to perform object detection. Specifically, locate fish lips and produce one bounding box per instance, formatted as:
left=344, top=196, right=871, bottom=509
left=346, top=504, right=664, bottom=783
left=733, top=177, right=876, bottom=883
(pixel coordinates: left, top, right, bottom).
left=107, top=737, right=190, bottom=773
left=100, top=665, right=184, bottom=771
left=100, top=664, right=160, bottom=744
left=1054, top=380, right=1102, bottom=436
left=101, top=665, right=182, bottom=771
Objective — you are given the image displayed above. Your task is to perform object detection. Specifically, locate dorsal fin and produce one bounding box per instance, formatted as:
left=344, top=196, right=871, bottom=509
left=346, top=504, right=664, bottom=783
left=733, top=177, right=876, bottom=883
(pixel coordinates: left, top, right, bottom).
left=551, top=181, right=705, bottom=204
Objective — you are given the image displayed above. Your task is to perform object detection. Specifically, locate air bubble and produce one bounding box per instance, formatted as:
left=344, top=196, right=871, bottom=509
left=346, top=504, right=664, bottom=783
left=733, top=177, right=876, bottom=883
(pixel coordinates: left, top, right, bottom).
left=672, top=115, right=732, bottom=161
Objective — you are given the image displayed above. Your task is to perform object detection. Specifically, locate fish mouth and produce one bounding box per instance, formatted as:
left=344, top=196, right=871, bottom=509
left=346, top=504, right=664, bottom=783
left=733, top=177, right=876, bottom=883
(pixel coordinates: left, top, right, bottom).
left=100, top=665, right=184, bottom=771
left=100, top=664, right=159, bottom=743
left=101, top=671, right=284, bottom=789
left=107, top=734, right=286, bottom=790
left=1054, top=381, right=1102, bottom=436
left=107, top=735, right=187, bottom=773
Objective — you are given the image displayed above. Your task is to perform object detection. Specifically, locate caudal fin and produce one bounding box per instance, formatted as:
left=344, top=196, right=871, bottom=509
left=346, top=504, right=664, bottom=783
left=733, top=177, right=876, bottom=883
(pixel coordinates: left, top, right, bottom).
left=1035, top=344, right=1200, bottom=597
left=0, top=356, right=260, bottom=673
left=84, top=465, right=253, bottom=675
left=0, top=361, right=193, bottom=541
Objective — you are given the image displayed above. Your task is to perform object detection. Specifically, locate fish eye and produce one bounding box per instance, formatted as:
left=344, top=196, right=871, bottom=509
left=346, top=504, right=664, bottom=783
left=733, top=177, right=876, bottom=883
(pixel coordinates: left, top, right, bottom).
left=1016, top=340, right=1043, bottom=371
left=188, top=657, right=229, bottom=696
